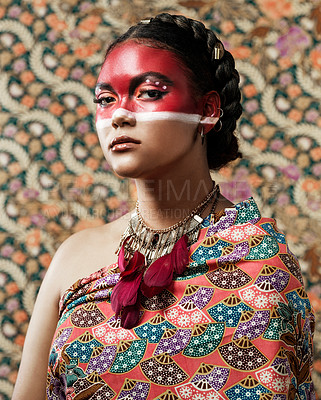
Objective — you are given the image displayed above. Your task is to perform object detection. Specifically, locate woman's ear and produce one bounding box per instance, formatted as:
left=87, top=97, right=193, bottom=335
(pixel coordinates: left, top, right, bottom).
left=200, top=91, right=221, bottom=134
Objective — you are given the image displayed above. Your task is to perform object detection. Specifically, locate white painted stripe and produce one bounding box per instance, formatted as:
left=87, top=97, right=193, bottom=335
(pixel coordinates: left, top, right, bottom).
left=136, top=112, right=201, bottom=123
left=201, top=116, right=220, bottom=124
left=96, top=110, right=220, bottom=130
left=96, top=110, right=202, bottom=130
left=96, top=119, right=112, bottom=130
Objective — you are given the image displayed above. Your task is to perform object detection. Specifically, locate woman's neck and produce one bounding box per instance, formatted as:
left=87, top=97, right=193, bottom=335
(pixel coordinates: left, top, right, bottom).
left=134, top=174, right=214, bottom=230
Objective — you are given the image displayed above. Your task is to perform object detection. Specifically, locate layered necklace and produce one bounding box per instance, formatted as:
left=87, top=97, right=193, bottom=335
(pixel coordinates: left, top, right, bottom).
left=112, top=182, right=220, bottom=329
left=116, top=182, right=220, bottom=266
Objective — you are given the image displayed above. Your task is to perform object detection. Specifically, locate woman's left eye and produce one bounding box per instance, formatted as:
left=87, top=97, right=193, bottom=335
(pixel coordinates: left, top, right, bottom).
left=137, top=90, right=167, bottom=100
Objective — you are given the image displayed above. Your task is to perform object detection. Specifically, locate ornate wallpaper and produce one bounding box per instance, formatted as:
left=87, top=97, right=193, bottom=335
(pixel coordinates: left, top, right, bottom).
left=0, top=0, right=321, bottom=398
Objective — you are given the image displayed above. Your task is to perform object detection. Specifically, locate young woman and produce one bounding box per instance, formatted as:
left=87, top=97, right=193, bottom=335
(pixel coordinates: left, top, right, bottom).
left=13, top=13, right=315, bottom=400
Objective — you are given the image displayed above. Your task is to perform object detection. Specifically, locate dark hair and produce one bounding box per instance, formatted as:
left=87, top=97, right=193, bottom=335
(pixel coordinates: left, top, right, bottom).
left=105, top=13, right=242, bottom=170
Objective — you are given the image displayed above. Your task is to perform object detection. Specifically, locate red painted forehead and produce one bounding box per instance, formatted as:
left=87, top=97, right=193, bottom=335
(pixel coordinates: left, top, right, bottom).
left=96, top=41, right=202, bottom=115
left=98, top=41, right=188, bottom=91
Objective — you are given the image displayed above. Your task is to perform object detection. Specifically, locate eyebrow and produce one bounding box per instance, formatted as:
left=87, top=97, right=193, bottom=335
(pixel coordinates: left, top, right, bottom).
left=95, top=83, right=114, bottom=94
left=129, top=72, right=173, bottom=95
left=94, top=72, right=173, bottom=96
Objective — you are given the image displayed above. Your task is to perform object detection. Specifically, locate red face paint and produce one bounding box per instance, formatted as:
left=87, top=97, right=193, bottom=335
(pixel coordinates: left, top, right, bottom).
left=95, top=41, right=203, bottom=121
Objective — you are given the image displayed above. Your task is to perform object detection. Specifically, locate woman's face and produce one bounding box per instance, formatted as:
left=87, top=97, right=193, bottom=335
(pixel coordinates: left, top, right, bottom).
left=95, top=41, right=206, bottom=179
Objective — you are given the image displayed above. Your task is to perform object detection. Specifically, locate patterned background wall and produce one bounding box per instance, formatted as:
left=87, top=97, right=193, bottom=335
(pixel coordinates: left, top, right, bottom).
left=0, top=0, right=321, bottom=398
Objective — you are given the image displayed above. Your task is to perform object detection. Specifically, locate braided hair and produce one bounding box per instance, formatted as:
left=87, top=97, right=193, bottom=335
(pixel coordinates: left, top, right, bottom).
left=104, top=13, right=243, bottom=170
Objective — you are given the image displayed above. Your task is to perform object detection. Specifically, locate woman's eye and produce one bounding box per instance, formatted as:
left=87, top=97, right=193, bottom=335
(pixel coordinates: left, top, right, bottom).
left=93, top=96, right=116, bottom=107
left=138, top=89, right=167, bottom=100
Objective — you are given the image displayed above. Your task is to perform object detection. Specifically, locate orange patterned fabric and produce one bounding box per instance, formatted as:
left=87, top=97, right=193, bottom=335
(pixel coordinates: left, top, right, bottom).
left=47, top=199, right=315, bottom=400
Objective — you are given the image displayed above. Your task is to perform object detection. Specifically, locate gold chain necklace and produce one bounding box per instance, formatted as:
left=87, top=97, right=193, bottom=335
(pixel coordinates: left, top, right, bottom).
left=116, top=183, right=220, bottom=266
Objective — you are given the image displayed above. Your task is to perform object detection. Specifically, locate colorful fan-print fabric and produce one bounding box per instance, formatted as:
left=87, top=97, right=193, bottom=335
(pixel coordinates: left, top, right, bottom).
left=47, top=198, right=316, bottom=400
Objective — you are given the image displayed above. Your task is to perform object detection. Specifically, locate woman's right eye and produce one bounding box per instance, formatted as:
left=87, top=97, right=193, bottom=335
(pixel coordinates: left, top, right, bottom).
left=93, top=96, right=116, bottom=107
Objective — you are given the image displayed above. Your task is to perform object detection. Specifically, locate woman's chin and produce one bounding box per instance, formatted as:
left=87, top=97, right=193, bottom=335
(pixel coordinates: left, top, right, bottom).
left=110, top=164, right=143, bottom=179
left=111, top=164, right=163, bottom=180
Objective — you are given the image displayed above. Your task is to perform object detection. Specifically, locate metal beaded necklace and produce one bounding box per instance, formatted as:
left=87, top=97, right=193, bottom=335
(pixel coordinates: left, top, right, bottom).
left=116, top=183, right=220, bottom=266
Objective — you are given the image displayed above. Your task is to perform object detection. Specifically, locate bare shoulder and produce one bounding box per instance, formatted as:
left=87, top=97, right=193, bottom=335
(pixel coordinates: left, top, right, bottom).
left=51, top=211, right=132, bottom=297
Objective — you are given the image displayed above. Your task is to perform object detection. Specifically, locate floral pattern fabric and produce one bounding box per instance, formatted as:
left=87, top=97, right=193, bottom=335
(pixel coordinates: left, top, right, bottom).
left=47, top=198, right=315, bottom=400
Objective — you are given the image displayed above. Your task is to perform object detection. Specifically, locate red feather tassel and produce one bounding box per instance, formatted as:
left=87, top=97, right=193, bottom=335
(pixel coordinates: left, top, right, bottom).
left=112, top=234, right=189, bottom=328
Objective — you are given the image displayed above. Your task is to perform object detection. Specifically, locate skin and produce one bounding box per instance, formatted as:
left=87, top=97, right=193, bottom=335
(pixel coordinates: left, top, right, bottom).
left=95, top=41, right=226, bottom=228
left=95, top=41, right=205, bottom=181
left=12, top=40, right=233, bottom=399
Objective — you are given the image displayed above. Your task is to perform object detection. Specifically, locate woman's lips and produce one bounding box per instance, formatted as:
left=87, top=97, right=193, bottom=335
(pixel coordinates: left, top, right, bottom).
left=110, top=135, right=141, bottom=151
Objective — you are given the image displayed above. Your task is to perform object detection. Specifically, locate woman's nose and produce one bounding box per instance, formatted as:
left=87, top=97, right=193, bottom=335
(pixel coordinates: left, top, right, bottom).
left=111, top=108, right=136, bottom=128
